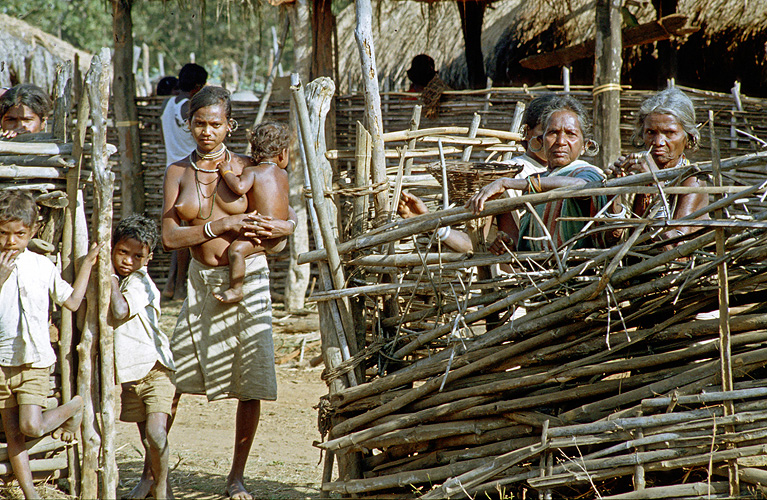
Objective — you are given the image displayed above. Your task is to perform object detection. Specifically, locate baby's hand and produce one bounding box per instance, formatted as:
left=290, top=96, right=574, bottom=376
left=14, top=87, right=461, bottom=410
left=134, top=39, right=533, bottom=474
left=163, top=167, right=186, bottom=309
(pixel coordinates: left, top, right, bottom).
left=0, top=129, right=18, bottom=140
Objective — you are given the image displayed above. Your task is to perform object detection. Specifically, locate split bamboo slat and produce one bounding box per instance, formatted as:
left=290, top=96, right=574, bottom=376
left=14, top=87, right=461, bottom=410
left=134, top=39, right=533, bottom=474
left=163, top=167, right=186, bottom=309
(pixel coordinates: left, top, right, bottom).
left=303, top=85, right=767, bottom=498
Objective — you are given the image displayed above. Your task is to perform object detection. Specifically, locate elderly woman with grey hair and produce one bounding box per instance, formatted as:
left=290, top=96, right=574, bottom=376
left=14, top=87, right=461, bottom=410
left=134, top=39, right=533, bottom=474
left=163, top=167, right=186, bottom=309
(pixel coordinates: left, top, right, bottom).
left=609, top=87, right=708, bottom=245
left=468, top=95, right=624, bottom=251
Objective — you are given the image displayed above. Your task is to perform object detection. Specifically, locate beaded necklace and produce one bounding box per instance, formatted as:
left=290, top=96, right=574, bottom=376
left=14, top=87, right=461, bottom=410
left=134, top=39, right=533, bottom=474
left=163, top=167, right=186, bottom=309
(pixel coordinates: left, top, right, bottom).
left=195, top=145, right=227, bottom=161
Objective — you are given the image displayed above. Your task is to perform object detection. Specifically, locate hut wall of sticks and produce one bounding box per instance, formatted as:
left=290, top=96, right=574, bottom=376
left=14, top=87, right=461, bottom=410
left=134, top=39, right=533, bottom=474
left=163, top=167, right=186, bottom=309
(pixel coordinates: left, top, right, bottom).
left=291, top=79, right=767, bottom=499
left=0, top=49, right=121, bottom=498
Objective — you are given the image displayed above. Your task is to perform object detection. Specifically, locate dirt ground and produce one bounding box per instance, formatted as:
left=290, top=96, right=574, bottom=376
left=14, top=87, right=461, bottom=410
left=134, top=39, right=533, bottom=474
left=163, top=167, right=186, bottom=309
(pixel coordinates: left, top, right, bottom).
left=115, top=299, right=330, bottom=500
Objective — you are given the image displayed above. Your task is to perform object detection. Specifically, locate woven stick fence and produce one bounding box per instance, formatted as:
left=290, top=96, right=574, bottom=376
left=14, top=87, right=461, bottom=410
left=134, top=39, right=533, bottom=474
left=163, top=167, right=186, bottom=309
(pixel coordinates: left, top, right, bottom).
left=299, top=83, right=767, bottom=497
left=0, top=51, right=117, bottom=498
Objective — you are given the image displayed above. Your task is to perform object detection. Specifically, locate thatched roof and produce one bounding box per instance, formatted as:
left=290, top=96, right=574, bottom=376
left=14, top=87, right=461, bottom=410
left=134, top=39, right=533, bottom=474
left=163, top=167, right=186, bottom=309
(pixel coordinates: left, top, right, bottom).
left=0, top=13, right=92, bottom=92
left=336, top=0, right=767, bottom=91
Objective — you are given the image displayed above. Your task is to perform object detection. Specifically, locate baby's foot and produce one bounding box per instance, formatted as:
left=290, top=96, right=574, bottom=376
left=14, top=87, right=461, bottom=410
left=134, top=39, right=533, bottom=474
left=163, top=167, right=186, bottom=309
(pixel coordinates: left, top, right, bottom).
left=52, top=395, right=83, bottom=442
left=213, top=288, right=244, bottom=304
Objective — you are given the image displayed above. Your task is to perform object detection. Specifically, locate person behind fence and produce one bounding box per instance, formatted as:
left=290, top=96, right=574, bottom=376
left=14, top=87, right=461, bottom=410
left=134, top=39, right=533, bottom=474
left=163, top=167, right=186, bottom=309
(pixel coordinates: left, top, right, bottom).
left=467, top=95, right=624, bottom=252
left=160, top=63, right=208, bottom=301
left=109, top=215, right=174, bottom=500
left=162, top=85, right=293, bottom=500
left=0, top=190, right=100, bottom=500
left=215, top=120, right=297, bottom=303
left=606, top=87, right=708, bottom=247
left=0, top=84, right=52, bottom=140
left=397, top=95, right=559, bottom=254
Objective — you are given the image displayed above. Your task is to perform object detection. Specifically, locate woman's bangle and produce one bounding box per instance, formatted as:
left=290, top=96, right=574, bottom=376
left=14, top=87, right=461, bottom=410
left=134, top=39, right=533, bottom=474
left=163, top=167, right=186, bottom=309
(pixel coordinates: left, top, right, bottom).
left=287, top=219, right=297, bottom=233
left=605, top=204, right=628, bottom=218
left=204, top=221, right=218, bottom=239
left=436, top=226, right=452, bottom=241
left=672, top=229, right=684, bottom=238
left=221, top=170, right=233, bottom=176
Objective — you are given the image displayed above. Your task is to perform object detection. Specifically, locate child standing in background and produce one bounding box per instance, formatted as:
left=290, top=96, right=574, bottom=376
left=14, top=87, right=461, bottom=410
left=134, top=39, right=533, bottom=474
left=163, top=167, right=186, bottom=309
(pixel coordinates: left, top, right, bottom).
left=109, top=214, right=175, bottom=500
left=0, top=189, right=99, bottom=500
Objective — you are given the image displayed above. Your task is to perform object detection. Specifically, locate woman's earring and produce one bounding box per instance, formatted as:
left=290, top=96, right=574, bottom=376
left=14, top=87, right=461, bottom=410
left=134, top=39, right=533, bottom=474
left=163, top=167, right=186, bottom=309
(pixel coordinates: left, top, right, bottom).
left=229, top=119, right=239, bottom=132
left=583, top=139, right=600, bottom=157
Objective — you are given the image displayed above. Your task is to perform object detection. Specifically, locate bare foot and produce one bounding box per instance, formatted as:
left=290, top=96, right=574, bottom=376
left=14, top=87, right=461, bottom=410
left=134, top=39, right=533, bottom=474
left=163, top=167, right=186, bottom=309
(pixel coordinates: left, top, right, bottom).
left=224, top=479, right=252, bottom=500
left=52, top=395, right=83, bottom=442
left=213, top=288, right=243, bottom=304
left=150, top=479, right=170, bottom=500
left=122, top=478, right=153, bottom=499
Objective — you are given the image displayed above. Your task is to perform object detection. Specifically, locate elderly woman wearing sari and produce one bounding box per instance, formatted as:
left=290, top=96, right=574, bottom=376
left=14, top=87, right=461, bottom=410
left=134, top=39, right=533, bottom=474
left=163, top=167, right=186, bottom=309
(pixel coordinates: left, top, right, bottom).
left=467, top=95, right=623, bottom=252
left=607, top=87, right=708, bottom=246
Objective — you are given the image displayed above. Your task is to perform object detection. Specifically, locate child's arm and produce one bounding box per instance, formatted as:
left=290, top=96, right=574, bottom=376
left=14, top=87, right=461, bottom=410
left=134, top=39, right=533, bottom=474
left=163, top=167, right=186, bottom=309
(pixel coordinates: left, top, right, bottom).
left=218, top=163, right=255, bottom=196
left=109, top=275, right=130, bottom=321
left=62, top=242, right=102, bottom=311
left=0, top=250, right=19, bottom=290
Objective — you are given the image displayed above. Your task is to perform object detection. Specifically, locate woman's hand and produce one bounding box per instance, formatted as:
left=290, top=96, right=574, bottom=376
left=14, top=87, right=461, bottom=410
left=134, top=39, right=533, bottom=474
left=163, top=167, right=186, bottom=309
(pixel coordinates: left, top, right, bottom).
left=247, top=214, right=295, bottom=240
left=488, top=231, right=513, bottom=255
left=466, top=177, right=512, bottom=214
left=0, top=129, right=18, bottom=140
left=398, top=192, right=429, bottom=219
left=606, top=153, right=657, bottom=178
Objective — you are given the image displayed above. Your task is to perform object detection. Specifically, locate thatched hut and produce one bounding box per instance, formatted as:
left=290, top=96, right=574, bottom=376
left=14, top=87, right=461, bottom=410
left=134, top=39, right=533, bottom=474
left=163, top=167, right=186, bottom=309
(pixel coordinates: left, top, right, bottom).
left=0, top=13, right=91, bottom=92
left=336, top=0, right=767, bottom=95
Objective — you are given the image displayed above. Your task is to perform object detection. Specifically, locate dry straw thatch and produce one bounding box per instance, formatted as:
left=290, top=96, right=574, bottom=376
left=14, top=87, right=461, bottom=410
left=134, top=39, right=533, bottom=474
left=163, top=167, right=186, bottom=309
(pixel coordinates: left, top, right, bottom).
left=336, top=0, right=767, bottom=91
left=0, top=13, right=92, bottom=92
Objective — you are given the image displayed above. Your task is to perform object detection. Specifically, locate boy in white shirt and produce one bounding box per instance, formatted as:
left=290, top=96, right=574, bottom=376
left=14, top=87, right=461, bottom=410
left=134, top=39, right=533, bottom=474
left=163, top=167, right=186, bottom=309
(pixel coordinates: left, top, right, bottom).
left=0, top=189, right=99, bottom=500
left=109, top=215, right=174, bottom=500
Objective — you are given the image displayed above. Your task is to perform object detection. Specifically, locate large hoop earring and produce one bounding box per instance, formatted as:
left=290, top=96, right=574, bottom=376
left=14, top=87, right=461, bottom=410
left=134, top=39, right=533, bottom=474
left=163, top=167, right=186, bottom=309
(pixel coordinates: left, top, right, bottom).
left=583, top=139, right=600, bottom=157
left=229, top=119, right=239, bottom=132
left=528, top=135, right=544, bottom=153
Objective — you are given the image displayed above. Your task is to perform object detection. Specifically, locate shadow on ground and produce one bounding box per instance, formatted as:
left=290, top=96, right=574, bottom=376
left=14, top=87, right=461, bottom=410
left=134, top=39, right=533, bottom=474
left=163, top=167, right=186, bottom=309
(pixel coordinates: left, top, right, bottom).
left=117, top=458, right=326, bottom=499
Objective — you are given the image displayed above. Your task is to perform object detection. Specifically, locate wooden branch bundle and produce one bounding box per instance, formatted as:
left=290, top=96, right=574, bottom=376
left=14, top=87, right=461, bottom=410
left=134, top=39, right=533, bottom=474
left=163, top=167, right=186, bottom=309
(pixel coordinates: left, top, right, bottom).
left=311, top=145, right=767, bottom=497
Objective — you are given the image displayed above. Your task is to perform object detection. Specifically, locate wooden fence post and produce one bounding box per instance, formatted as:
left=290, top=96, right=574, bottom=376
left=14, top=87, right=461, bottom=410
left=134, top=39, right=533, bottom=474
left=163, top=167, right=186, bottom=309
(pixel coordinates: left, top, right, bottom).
left=594, top=0, right=622, bottom=170
left=354, top=0, right=389, bottom=221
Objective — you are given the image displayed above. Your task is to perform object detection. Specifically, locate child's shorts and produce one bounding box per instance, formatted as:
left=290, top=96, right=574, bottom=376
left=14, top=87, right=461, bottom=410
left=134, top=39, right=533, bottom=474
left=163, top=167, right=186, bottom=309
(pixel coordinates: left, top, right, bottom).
left=120, top=362, right=176, bottom=422
left=0, top=366, right=50, bottom=409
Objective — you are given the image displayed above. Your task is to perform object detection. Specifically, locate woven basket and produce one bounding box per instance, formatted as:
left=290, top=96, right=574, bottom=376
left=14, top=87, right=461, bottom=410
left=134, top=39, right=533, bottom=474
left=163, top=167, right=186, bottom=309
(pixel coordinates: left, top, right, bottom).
left=426, top=161, right=524, bottom=205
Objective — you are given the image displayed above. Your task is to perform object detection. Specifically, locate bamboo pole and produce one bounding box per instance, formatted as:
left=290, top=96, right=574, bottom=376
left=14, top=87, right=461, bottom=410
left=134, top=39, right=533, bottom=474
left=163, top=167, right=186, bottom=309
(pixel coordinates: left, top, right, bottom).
left=88, top=47, right=118, bottom=500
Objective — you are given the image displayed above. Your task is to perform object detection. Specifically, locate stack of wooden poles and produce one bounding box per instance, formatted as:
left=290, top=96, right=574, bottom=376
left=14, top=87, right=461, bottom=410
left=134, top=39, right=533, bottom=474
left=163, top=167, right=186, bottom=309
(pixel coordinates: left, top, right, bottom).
left=0, top=49, right=117, bottom=498
left=303, top=96, right=767, bottom=497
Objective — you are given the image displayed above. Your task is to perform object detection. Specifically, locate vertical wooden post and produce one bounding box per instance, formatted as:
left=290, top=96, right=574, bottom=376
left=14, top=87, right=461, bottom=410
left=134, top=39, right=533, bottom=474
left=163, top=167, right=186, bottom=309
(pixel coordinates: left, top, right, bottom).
left=710, top=110, right=738, bottom=496
left=285, top=0, right=313, bottom=312
left=353, top=122, right=372, bottom=238
left=75, top=65, right=99, bottom=499
left=594, top=0, right=622, bottom=170
left=403, top=105, right=421, bottom=176
left=503, top=101, right=525, bottom=162
left=354, top=0, right=389, bottom=221
left=457, top=0, right=488, bottom=89
left=252, top=9, right=290, bottom=133
left=88, top=47, right=118, bottom=500
left=52, top=62, right=72, bottom=142
left=113, top=0, right=145, bottom=216
left=61, top=65, right=90, bottom=497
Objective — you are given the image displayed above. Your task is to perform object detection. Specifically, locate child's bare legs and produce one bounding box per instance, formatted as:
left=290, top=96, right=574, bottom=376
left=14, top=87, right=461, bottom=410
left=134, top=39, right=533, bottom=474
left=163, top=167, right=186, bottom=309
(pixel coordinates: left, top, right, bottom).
left=127, top=393, right=179, bottom=500
left=19, top=395, right=83, bottom=442
left=140, top=413, right=171, bottom=500
left=0, top=407, right=39, bottom=499
left=214, top=239, right=258, bottom=304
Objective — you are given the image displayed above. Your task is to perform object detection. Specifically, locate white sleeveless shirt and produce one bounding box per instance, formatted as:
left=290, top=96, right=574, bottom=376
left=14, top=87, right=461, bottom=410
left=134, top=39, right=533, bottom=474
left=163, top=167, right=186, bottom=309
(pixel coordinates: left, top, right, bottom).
left=161, top=97, right=196, bottom=167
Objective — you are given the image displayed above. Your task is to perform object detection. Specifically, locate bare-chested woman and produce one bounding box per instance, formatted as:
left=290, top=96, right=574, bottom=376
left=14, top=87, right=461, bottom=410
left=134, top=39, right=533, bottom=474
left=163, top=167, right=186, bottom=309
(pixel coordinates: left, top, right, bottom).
left=159, top=85, right=293, bottom=500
